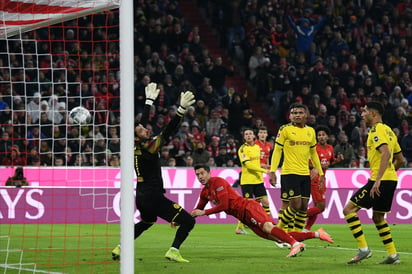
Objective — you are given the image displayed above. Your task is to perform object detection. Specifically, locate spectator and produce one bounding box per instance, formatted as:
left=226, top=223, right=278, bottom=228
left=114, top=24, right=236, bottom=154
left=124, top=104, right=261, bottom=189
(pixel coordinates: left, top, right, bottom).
left=208, top=56, right=234, bottom=96
left=168, top=136, right=186, bottom=166
left=192, top=141, right=210, bottom=165
left=401, top=125, right=412, bottom=164
left=286, top=14, right=327, bottom=61
left=0, top=131, right=12, bottom=164
left=5, top=167, right=29, bottom=187
left=333, top=133, right=355, bottom=168
left=207, top=136, right=220, bottom=158
left=206, top=110, right=225, bottom=137
left=2, top=146, right=27, bottom=166
left=26, top=92, right=42, bottom=123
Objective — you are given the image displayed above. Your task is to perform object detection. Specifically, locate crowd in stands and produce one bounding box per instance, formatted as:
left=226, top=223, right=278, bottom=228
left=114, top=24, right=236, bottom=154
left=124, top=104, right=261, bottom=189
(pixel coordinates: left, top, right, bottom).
left=0, top=0, right=412, bottom=169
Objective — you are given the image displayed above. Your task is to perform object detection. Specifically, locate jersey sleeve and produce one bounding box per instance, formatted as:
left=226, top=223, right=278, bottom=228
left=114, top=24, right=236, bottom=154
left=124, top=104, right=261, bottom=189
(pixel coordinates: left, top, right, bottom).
left=204, top=178, right=230, bottom=215
left=195, top=189, right=209, bottom=210
left=270, top=127, right=286, bottom=172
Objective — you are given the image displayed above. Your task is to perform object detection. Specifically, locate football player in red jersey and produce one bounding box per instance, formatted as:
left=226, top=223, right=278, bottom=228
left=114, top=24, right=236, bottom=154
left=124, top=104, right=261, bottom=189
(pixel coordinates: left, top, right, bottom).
left=191, top=164, right=334, bottom=258
left=304, top=125, right=343, bottom=231
left=254, top=126, right=273, bottom=169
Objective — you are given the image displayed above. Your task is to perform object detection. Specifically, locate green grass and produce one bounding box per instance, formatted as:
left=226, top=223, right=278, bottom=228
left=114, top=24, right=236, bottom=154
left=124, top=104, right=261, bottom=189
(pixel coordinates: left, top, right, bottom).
left=1, top=224, right=411, bottom=273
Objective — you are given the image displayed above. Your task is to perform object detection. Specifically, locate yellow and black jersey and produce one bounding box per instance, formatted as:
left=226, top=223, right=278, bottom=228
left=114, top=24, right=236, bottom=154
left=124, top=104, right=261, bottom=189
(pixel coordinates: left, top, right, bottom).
left=367, top=123, right=402, bottom=181
left=271, top=123, right=317, bottom=176
left=238, top=143, right=266, bottom=185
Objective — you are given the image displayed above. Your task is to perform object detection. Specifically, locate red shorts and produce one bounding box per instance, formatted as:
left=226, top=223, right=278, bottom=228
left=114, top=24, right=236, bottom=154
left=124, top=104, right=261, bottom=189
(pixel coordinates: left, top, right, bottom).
left=310, top=178, right=326, bottom=203
left=242, top=200, right=274, bottom=239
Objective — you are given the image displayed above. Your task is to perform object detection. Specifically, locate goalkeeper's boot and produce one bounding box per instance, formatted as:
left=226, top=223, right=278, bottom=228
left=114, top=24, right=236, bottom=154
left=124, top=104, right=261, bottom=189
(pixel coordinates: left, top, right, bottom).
left=165, top=247, right=189, bottom=263
left=317, top=228, right=334, bottom=243
left=378, top=254, right=400, bottom=264
left=347, top=249, right=372, bottom=264
left=286, top=242, right=305, bottom=257
left=112, top=245, right=120, bottom=261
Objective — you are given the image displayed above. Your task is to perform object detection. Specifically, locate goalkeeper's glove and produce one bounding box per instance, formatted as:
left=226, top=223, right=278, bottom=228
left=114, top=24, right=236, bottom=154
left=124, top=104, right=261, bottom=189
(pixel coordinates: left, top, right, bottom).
left=144, top=82, right=160, bottom=105
left=177, top=91, right=196, bottom=116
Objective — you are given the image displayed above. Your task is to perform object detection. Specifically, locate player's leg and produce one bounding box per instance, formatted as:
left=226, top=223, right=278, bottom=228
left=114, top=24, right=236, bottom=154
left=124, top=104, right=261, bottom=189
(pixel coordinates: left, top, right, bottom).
left=291, top=176, right=310, bottom=232
left=235, top=184, right=251, bottom=234
left=305, top=180, right=326, bottom=231
left=244, top=200, right=305, bottom=257
left=112, top=192, right=156, bottom=261
left=343, top=180, right=373, bottom=264
left=134, top=192, right=157, bottom=238
left=289, top=228, right=334, bottom=243
left=158, top=195, right=195, bottom=263
left=277, top=175, right=296, bottom=231
left=372, top=181, right=400, bottom=264
left=255, top=184, right=271, bottom=216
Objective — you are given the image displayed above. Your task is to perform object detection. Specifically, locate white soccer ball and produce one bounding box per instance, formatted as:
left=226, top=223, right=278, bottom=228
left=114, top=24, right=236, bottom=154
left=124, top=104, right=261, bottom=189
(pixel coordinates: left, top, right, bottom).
left=68, top=106, right=91, bottom=125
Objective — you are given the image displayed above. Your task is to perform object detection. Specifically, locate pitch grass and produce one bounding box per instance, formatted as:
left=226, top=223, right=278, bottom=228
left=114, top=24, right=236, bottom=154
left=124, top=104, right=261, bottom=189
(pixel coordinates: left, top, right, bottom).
left=1, top=224, right=411, bottom=273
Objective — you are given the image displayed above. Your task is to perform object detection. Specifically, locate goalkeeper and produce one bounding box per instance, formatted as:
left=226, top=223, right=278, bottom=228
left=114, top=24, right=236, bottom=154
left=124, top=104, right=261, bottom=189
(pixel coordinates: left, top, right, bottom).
left=112, top=82, right=196, bottom=263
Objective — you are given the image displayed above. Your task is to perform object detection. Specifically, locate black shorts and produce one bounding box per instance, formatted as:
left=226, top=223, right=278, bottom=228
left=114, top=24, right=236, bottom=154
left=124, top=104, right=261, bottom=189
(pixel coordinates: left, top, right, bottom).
left=350, top=179, right=397, bottom=213
left=280, top=174, right=311, bottom=201
left=241, top=183, right=267, bottom=200
left=136, top=191, right=185, bottom=223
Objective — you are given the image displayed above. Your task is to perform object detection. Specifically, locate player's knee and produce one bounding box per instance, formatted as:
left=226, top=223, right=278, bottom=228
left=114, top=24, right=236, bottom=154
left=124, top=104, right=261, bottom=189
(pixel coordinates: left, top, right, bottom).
left=175, top=212, right=196, bottom=231
left=372, top=213, right=384, bottom=224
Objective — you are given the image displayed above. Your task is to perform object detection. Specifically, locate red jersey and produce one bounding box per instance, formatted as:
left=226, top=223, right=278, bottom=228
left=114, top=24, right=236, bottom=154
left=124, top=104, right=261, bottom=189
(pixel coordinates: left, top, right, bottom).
left=254, top=140, right=272, bottom=165
left=195, top=177, right=250, bottom=220
left=311, top=143, right=335, bottom=184
left=316, top=143, right=335, bottom=172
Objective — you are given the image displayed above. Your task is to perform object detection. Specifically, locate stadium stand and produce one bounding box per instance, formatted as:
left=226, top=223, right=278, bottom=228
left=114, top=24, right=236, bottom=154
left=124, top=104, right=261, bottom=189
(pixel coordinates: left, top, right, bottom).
left=0, top=0, right=411, bottom=168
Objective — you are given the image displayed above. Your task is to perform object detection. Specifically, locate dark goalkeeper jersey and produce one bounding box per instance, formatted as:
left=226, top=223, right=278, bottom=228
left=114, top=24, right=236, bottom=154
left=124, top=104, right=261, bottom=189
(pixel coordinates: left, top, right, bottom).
left=134, top=115, right=182, bottom=194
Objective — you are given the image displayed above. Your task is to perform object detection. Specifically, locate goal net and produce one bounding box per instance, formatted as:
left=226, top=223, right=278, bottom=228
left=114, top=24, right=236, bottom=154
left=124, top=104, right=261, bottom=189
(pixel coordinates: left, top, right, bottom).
left=0, top=1, right=123, bottom=273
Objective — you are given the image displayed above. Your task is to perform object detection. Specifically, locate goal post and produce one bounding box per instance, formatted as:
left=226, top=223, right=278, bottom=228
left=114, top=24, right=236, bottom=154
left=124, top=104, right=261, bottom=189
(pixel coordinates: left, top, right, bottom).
left=119, top=0, right=135, bottom=272
left=0, top=0, right=136, bottom=273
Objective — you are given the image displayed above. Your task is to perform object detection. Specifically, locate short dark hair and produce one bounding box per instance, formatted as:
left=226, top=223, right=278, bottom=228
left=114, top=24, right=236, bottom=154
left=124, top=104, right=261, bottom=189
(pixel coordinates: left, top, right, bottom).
left=315, top=125, right=330, bottom=135
left=289, top=102, right=307, bottom=111
left=365, top=101, right=384, bottom=115
left=194, top=163, right=210, bottom=172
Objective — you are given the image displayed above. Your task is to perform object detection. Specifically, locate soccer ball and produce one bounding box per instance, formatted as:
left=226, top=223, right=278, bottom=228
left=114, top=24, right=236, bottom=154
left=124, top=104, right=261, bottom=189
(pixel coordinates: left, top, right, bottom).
left=68, top=106, right=91, bottom=125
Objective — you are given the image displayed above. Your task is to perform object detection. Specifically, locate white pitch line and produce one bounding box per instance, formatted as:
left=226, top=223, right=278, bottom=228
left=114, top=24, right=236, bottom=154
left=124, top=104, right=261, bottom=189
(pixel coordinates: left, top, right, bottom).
left=308, top=244, right=412, bottom=256
left=0, top=264, right=64, bottom=274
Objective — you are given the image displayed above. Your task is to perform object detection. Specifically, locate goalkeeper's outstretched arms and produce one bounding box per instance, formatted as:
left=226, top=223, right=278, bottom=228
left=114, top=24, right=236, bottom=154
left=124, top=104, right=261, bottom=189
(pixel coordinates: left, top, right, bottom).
left=140, top=82, right=160, bottom=127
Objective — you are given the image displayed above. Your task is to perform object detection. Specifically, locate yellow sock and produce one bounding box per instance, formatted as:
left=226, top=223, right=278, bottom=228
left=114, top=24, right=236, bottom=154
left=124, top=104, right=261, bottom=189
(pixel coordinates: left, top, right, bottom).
left=345, top=212, right=368, bottom=249
left=376, top=220, right=397, bottom=255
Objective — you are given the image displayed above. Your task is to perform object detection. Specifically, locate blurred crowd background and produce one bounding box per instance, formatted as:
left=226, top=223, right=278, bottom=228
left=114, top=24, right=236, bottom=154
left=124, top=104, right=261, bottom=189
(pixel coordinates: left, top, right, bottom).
left=0, top=0, right=411, bottom=169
